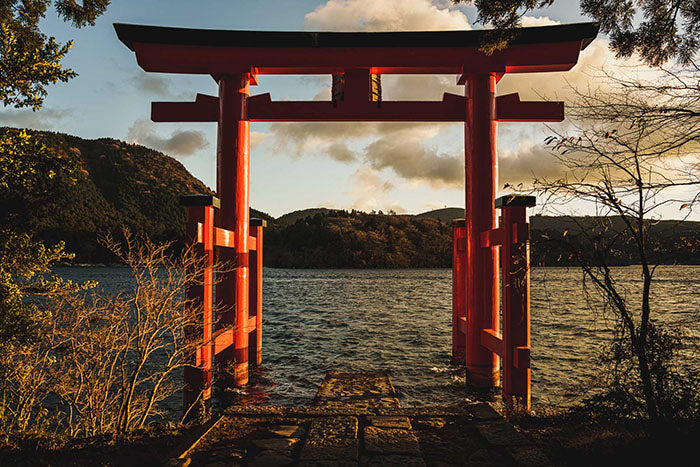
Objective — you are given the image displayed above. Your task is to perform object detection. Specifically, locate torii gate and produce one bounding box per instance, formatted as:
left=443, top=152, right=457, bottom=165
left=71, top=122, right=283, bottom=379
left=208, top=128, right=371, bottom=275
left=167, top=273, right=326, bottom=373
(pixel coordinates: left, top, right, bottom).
left=116, top=22, right=598, bottom=410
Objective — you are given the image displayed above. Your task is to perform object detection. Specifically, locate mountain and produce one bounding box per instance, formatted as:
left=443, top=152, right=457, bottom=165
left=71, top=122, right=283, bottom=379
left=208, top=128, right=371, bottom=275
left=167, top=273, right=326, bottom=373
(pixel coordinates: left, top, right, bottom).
left=5, top=127, right=700, bottom=267
left=416, top=207, right=464, bottom=222
left=276, top=208, right=332, bottom=224
left=2, top=128, right=271, bottom=262
left=529, top=214, right=700, bottom=266
left=264, top=210, right=451, bottom=268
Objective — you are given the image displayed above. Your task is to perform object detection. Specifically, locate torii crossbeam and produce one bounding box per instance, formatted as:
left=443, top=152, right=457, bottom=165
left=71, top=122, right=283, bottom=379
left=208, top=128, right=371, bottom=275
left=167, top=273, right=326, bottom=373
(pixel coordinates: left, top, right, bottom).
left=116, top=22, right=598, bottom=409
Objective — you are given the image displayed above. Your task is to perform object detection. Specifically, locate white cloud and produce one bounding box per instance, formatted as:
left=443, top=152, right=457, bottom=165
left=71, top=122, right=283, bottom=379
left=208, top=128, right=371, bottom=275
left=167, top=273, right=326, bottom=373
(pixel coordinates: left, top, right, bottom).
left=263, top=0, right=659, bottom=192
left=304, top=0, right=470, bottom=31
left=0, top=108, right=71, bottom=130
left=498, top=138, right=566, bottom=186
left=132, top=73, right=171, bottom=96
left=127, top=119, right=209, bottom=156
left=347, top=166, right=403, bottom=212
left=363, top=130, right=462, bottom=187
left=519, top=15, right=560, bottom=27
left=250, top=131, right=269, bottom=149
left=262, top=0, right=471, bottom=187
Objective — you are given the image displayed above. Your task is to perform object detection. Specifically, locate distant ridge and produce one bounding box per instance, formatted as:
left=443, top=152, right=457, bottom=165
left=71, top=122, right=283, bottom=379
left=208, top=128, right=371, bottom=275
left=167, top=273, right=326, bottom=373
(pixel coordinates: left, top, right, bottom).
left=7, top=127, right=700, bottom=266
left=274, top=207, right=466, bottom=224
left=276, top=208, right=332, bottom=224
left=416, top=207, right=464, bottom=222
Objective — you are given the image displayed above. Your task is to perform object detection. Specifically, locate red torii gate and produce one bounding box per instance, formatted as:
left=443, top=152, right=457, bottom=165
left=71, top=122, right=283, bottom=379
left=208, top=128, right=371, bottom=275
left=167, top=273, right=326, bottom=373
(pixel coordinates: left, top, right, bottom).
left=116, top=22, right=598, bottom=410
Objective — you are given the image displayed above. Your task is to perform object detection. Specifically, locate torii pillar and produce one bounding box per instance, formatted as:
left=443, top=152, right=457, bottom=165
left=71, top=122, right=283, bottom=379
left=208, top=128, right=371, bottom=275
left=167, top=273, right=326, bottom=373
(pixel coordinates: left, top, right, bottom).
left=216, top=74, right=251, bottom=386
left=465, top=73, right=500, bottom=387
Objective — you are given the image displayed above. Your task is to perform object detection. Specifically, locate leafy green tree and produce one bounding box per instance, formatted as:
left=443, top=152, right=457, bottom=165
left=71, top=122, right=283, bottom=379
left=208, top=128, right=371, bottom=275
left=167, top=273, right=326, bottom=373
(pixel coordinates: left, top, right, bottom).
left=0, top=0, right=110, bottom=109
left=463, top=0, right=700, bottom=66
left=0, top=1, right=109, bottom=353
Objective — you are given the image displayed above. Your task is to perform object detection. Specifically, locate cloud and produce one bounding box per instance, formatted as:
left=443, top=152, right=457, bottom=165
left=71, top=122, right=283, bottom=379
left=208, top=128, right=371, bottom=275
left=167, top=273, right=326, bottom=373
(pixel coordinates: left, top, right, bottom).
left=132, top=73, right=171, bottom=96
left=519, top=16, right=560, bottom=27
left=268, top=120, right=463, bottom=186
left=304, top=0, right=471, bottom=31
left=498, top=139, right=566, bottom=186
left=495, top=37, right=655, bottom=186
left=250, top=131, right=270, bottom=149
left=381, top=74, right=462, bottom=101
left=264, top=0, right=658, bottom=191
left=127, top=119, right=209, bottom=156
left=363, top=132, right=462, bottom=186
left=0, top=108, right=71, bottom=129
left=498, top=37, right=648, bottom=102
left=259, top=1, right=474, bottom=186
left=347, top=167, right=403, bottom=212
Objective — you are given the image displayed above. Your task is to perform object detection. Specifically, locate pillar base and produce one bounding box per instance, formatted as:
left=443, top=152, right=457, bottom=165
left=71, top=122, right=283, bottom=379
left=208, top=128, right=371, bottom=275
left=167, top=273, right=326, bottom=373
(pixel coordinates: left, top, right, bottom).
left=233, top=361, right=249, bottom=387
left=466, top=366, right=499, bottom=388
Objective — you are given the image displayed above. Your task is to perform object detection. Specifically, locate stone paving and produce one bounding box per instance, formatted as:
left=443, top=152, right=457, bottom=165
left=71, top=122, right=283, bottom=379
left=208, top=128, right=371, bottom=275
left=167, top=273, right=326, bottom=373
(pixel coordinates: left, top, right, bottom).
left=173, top=371, right=552, bottom=466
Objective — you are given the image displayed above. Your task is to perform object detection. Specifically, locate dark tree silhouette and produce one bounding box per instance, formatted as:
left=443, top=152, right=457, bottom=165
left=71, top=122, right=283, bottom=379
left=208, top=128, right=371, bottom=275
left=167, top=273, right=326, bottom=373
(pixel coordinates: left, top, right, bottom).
left=461, top=0, right=700, bottom=66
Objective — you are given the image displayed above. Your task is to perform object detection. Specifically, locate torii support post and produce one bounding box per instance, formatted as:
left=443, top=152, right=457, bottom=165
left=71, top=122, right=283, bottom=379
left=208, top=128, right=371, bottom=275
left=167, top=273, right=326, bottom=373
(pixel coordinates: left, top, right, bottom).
left=249, top=218, right=266, bottom=366
left=478, top=195, right=535, bottom=408
left=465, top=73, right=500, bottom=388
left=452, top=219, right=467, bottom=363
left=498, top=195, right=534, bottom=409
left=181, top=194, right=218, bottom=415
left=216, top=74, right=251, bottom=387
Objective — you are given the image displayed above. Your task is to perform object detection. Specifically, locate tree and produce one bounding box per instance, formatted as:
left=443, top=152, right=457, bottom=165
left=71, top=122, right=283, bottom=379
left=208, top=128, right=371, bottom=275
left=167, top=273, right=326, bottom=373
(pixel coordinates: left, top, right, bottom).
left=463, top=0, right=700, bottom=66
left=0, top=2, right=109, bottom=353
left=0, top=0, right=110, bottom=109
left=535, top=67, right=700, bottom=430
left=0, top=233, right=208, bottom=436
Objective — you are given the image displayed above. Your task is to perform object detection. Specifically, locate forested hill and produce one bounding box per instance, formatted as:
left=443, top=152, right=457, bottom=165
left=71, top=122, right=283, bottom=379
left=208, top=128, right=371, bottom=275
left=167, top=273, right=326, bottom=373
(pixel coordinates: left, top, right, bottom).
left=2, top=128, right=271, bottom=262
left=265, top=210, right=452, bottom=268
left=6, top=128, right=700, bottom=266
left=265, top=210, right=700, bottom=268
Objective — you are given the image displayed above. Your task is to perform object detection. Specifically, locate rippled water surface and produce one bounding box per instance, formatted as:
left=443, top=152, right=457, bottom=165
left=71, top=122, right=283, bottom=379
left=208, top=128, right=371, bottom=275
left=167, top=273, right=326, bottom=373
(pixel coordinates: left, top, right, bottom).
left=56, top=266, right=700, bottom=409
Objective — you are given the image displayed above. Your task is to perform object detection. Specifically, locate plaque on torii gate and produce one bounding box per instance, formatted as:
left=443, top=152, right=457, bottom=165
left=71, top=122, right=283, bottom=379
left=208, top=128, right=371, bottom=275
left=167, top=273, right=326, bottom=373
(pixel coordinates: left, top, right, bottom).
left=116, top=22, right=598, bottom=407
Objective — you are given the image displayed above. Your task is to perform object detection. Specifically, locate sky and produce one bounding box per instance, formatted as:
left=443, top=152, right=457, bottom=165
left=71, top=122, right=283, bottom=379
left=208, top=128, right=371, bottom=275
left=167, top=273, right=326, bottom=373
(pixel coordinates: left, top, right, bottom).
left=3, top=0, right=697, bottom=220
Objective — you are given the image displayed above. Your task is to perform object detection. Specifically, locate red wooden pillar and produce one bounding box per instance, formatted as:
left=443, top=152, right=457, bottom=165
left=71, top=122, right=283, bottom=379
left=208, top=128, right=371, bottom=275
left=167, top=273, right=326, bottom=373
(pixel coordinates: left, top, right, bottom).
left=465, top=73, right=500, bottom=388
left=180, top=194, right=218, bottom=414
left=216, top=74, right=251, bottom=387
left=249, top=218, right=266, bottom=366
left=452, top=219, right=467, bottom=363
left=497, top=195, right=534, bottom=408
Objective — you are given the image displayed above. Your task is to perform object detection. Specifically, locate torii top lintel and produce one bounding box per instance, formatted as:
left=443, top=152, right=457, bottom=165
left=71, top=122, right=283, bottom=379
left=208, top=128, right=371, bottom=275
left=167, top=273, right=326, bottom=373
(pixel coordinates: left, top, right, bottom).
left=115, top=22, right=598, bottom=76
left=114, top=22, right=598, bottom=123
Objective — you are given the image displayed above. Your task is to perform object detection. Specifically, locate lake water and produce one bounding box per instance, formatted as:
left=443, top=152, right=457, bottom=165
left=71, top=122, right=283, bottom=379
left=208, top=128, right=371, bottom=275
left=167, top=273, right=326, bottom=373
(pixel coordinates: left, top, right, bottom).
left=56, top=266, right=700, bottom=410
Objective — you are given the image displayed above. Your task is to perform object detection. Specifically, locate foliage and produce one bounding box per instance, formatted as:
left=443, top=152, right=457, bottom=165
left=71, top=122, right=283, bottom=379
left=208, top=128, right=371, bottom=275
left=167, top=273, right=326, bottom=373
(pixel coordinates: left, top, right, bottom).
left=0, top=0, right=109, bottom=386
left=0, top=127, right=274, bottom=262
left=0, top=0, right=110, bottom=110
left=534, top=68, right=700, bottom=429
left=0, top=128, right=84, bottom=358
left=0, top=233, right=206, bottom=438
left=461, top=0, right=700, bottom=66
left=0, top=230, right=83, bottom=357
left=6, top=124, right=700, bottom=268
left=265, top=209, right=453, bottom=268
left=582, top=323, right=700, bottom=422
left=0, top=128, right=78, bottom=228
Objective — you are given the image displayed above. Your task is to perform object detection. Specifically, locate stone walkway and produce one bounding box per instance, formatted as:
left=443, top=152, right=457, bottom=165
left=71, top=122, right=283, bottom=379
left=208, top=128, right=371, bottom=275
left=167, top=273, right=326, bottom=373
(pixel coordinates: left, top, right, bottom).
left=299, top=371, right=423, bottom=465
left=172, top=371, right=552, bottom=466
